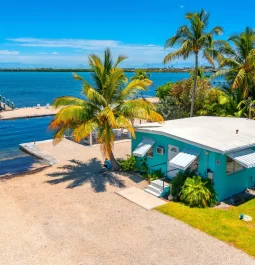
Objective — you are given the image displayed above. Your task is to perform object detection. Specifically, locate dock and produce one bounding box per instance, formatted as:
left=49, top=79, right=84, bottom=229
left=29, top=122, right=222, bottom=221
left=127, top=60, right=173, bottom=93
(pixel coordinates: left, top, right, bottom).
left=0, top=106, right=59, bottom=120
left=19, top=140, right=57, bottom=165
left=0, top=97, right=159, bottom=121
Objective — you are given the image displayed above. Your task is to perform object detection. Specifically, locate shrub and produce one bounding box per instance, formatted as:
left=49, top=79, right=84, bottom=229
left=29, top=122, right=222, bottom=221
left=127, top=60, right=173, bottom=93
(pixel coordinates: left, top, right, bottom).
left=156, top=82, right=173, bottom=100
left=171, top=170, right=194, bottom=198
left=140, top=158, right=148, bottom=174
left=119, top=155, right=138, bottom=172
left=180, top=176, right=217, bottom=208
left=147, top=169, right=165, bottom=182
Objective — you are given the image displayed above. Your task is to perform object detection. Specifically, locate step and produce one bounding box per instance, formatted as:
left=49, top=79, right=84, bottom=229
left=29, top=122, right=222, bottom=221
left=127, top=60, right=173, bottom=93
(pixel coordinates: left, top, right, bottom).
left=150, top=179, right=169, bottom=190
left=144, top=188, right=161, bottom=197
left=146, top=185, right=163, bottom=194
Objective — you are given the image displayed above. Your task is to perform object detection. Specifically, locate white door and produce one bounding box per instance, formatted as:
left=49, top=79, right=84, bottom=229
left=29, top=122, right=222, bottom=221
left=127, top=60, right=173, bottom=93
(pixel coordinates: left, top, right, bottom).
left=167, top=145, right=179, bottom=177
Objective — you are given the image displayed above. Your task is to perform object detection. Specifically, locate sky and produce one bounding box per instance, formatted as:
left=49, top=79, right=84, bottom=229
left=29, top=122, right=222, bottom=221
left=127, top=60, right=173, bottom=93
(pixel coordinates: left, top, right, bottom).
left=0, top=0, right=255, bottom=68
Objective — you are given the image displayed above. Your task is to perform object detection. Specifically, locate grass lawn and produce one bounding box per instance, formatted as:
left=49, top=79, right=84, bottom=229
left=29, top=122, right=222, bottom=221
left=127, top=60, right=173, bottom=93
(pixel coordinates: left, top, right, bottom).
left=156, top=199, right=255, bottom=257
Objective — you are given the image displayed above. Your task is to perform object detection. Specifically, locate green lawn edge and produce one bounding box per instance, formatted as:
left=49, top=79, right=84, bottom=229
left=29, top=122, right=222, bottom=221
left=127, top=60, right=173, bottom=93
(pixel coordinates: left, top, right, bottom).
left=156, top=200, right=255, bottom=257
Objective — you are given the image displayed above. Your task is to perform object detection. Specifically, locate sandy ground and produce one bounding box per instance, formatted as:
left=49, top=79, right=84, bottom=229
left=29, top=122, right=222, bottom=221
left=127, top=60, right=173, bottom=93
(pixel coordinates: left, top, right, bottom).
left=0, top=140, right=254, bottom=265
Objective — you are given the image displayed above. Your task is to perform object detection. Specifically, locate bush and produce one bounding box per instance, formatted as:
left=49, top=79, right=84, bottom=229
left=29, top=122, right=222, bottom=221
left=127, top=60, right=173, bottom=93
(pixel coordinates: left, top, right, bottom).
left=156, top=96, right=184, bottom=120
left=147, top=169, right=164, bottom=182
left=156, top=82, right=173, bottom=100
left=180, top=176, right=217, bottom=208
left=171, top=170, right=195, bottom=197
left=119, top=155, right=138, bottom=172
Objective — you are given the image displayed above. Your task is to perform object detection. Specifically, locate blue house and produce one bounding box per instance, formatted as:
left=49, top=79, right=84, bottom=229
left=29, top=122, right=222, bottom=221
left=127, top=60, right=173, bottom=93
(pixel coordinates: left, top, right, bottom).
left=132, top=116, right=255, bottom=201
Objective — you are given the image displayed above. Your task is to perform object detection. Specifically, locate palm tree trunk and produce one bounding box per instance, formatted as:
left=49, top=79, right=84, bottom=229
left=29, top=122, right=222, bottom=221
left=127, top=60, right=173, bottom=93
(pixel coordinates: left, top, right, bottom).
left=109, top=149, right=121, bottom=171
left=190, top=53, right=198, bottom=117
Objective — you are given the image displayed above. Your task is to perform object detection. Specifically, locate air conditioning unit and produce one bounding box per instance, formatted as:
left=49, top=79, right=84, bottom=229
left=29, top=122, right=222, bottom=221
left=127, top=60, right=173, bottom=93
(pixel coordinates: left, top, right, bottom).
left=156, top=146, right=164, bottom=155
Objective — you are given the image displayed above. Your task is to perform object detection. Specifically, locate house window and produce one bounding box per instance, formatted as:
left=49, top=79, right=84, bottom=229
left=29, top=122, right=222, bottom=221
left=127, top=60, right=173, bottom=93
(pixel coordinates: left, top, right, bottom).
left=226, top=157, right=244, bottom=174
left=146, top=147, right=153, bottom=158
left=188, top=157, right=199, bottom=172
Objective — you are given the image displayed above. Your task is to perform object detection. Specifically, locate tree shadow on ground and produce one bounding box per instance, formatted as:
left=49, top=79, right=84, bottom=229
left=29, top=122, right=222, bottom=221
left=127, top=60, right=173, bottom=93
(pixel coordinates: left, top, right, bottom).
left=46, top=158, right=126, bottom=192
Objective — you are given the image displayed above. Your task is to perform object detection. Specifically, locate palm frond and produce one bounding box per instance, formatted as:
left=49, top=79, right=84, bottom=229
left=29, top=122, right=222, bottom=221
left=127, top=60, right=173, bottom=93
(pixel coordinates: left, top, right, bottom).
left=87, top=88, right=107, bottom=106
left=232, top=68, right=246, bottom=89
left=114, top=55, right=128, bottom=68
left=120, top=79, right=152, bottom=99
left=116, top=116, right=135, bottom=138
left=72, top=120, right=98, bottom=142
left=53, top=96, right=85, bottom=108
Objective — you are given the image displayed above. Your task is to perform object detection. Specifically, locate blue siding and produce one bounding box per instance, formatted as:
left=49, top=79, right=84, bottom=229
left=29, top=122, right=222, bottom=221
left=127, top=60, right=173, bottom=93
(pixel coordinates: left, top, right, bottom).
left=213, top=153, right=255, bottom=200
left=132, top=131, right=214, bottom=177
left=132, top=131, right=255, bottom=201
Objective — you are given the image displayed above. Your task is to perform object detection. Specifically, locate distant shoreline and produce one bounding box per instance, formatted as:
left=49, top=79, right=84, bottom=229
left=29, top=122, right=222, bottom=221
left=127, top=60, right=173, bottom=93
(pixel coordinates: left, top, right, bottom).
left=0, top=68, right=214, bottom=73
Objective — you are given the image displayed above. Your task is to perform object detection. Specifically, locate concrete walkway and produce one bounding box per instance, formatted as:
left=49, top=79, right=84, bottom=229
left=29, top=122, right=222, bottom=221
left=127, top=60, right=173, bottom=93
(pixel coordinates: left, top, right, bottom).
left=117, top=187, right=167, bottom=210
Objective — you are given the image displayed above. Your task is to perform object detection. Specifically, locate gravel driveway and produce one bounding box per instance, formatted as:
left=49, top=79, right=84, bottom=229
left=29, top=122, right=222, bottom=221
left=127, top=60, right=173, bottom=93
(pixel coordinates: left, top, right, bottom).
left=0, top=140, right=254, bottom=265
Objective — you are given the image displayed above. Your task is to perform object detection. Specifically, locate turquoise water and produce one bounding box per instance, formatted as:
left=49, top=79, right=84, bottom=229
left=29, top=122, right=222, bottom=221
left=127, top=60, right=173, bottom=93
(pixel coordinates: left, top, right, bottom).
left=0, top=117, right=53, bottom=175
left=0, top=72, right=190, bottom=175
left=0, top=72, right=190, bottom=107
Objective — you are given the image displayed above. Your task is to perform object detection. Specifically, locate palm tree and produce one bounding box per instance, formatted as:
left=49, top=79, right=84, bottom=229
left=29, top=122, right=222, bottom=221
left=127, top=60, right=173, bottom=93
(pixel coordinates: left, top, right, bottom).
left=131, top=69, right=151, bottom=99
left=131, top=69, right=151, bottom=80
left=49, top=49, right=163, bottom=170
left=211, top=27, right=255, bottom=99
left=163, top=9, right=223, bottom=117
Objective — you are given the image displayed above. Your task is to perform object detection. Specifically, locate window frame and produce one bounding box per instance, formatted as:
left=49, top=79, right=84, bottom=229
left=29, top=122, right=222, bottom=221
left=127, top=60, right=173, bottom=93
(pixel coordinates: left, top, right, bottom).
left=226, top=156, right=244, bottom=175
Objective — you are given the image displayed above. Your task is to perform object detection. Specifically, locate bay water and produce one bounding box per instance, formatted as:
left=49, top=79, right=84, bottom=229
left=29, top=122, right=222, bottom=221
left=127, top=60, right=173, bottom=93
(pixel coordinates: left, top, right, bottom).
left=0, top=72, right=189, bottom=175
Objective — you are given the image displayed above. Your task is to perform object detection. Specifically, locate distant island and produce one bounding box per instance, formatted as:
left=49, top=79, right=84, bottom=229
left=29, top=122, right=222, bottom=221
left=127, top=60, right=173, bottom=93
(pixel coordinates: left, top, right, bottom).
left=0, top=67, right=215, bottom=73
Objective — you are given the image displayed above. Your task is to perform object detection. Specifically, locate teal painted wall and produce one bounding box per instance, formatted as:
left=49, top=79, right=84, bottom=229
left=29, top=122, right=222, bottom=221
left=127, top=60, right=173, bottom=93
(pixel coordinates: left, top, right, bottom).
left=213, top=153, right=255, bottom=201
left=132, top=131, right=215, bottom=178
left=132, top=131, right=255, bottom=201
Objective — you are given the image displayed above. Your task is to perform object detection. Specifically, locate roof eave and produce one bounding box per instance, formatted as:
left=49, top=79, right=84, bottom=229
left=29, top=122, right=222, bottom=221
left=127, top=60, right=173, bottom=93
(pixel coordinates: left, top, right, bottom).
left=135, top=128, right=255, bottom=155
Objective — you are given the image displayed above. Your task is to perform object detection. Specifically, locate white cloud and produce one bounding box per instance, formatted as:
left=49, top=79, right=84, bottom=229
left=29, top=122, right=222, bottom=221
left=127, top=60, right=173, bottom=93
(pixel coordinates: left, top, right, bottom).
left=2, top=37, right=209, bottom=67
left=7, top=38, right=120, bottom=50
left=0, top=50, right=19, bottom=55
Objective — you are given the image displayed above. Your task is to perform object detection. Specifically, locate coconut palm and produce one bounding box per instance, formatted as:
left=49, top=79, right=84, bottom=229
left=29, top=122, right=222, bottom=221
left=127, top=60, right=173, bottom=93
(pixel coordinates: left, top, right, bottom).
left=49, top=49, right=163, bottom=170
left=211, top=27, right=255, bottom=99
left=131, top=69, right=151, bottom=99
left=163, top=9, right=223, bottom=117
left=131, top=69, right=151, bottom=81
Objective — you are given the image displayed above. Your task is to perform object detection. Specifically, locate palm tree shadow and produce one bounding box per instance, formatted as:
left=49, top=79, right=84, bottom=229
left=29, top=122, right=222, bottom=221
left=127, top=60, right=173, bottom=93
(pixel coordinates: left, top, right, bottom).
left=46, top=158, right=126, bottom=192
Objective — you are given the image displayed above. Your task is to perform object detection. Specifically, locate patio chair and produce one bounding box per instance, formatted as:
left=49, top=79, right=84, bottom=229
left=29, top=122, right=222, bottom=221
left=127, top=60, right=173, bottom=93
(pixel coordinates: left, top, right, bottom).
left=45, top=103, right=50, bottom=109
left=36, top=104, right=41, bottom=109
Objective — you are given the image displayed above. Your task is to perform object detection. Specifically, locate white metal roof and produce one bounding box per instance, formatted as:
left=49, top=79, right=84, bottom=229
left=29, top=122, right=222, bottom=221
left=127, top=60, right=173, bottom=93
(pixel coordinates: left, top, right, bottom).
left=228, top=149, right=255, bottom=168
left=169, top=149, right=200, bottom=170
left=133, top=138, right=155, bottom=157
left=135, top=117, right=255, bottom=154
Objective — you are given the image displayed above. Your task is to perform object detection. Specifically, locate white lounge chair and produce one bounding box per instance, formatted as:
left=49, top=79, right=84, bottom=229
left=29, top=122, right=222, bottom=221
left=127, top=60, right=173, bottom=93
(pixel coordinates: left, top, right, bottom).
left=45, top=103, right=50, bottom=109
left=36, top=104, right=41, bottom=109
